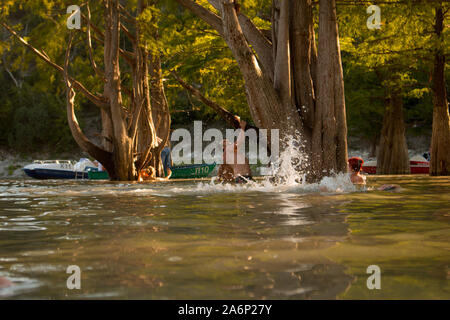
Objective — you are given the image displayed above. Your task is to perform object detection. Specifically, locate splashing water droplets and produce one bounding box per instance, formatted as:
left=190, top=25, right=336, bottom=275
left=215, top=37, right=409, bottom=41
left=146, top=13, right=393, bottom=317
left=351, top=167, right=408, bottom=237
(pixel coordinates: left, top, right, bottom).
left=187, top=132, right=357, bottom=194
left=267, top=133, right=309, bottom=187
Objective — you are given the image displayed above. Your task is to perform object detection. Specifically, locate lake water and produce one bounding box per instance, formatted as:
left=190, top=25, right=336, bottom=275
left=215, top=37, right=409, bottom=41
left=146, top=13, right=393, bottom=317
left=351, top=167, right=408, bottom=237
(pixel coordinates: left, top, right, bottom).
left=0, top=175, right=449, bottom=299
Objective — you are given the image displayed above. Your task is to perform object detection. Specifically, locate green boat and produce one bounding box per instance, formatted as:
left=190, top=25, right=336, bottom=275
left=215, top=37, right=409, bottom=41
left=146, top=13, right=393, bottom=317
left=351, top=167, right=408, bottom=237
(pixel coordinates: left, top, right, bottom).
left=170, top=163, right=216, bottom=179
left=87, top=170, right=109, bottom=180
left=87, top=163, right=216, bottom=180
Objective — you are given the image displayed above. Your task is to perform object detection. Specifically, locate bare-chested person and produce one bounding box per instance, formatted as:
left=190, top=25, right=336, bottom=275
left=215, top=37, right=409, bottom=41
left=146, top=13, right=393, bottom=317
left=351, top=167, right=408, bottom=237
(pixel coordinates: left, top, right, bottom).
left=217, top=119, right=253, bottom=183
left=348, top=157, right=366, bottom=185
left=348, top=157, right=402, bottom=192
left=138, top=166, right=170, bottom=182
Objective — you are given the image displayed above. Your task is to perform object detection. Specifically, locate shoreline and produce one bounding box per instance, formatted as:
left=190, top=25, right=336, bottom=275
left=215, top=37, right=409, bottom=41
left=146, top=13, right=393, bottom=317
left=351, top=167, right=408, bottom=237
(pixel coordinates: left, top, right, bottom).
left=0, top=132, right=430, bottom=179
left=0, top=149, right=85, bottom=179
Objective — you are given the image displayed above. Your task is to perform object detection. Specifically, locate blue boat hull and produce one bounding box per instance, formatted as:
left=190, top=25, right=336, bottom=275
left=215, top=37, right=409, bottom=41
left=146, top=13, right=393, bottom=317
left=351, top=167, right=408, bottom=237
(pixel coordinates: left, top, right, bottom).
left=23, top=168, right=88, bottom=180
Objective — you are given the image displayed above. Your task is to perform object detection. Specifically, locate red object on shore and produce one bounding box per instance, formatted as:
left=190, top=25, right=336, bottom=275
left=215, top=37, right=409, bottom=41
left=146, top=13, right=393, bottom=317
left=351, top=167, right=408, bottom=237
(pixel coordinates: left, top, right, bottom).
left=362, top=161, right=377, bottom=174
left=409, top=160, right=430, bottom=174
left=361, top=159, right=429, bottom=174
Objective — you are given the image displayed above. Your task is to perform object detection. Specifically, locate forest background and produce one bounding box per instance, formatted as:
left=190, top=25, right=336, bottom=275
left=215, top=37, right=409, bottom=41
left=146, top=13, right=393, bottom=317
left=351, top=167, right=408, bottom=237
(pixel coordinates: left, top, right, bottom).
left=0, top=0, right=448, bottom=176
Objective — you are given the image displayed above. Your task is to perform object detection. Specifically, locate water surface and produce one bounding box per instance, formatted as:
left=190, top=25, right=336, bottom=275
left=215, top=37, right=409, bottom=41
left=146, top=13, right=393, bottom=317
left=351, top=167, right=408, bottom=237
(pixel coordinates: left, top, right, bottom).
left=0, top=175, right=448, bottom=299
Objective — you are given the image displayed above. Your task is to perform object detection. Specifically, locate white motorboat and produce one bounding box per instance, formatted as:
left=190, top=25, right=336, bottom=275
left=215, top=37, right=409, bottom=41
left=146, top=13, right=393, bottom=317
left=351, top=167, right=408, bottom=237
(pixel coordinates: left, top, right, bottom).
left=23, top=158, right=98, bottom=179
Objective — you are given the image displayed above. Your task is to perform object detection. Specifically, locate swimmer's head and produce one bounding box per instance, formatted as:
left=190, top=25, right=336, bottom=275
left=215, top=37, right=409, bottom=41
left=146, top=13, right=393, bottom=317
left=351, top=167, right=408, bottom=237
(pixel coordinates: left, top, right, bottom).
left=146, top=166, right=156, bottom=178
left=348, top=157, right=364, bottom=173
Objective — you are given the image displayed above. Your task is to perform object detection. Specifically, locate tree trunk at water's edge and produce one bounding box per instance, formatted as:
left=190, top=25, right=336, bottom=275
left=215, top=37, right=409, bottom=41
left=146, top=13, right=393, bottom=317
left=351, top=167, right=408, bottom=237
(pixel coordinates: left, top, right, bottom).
left=430, top=4, right=450, bottom=176
left=377, top=93, right=410, bottom=174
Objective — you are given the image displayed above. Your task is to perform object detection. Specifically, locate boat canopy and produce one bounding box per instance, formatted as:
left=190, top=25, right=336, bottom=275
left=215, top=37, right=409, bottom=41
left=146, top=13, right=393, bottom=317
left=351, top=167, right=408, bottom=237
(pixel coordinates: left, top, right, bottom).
left=33, top=160, right=74, bottom=164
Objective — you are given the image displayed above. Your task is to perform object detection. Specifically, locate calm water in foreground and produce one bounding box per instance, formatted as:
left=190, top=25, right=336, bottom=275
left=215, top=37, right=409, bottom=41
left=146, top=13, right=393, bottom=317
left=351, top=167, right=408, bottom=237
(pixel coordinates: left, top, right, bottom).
left=0, top=175, right=449, bottom=299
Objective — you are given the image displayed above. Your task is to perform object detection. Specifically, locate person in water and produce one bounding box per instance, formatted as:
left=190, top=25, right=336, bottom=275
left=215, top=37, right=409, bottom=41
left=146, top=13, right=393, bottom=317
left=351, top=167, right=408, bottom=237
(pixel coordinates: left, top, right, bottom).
left=348, top=157, right=366, bottom=185
left=138, top=166, right=170, bottom=182
left=138, top=137, right=172, bottom=182
left=217, top=118, right=253, bottom=183
left=161, top=139, right=173, bottom=179
left=347, top=157, right=402, bottom=192
left=217, top=164, right=235, bottom=183
left=138, top=166, right=156, bottom=182
left=423, top=148, right=431, bottom=162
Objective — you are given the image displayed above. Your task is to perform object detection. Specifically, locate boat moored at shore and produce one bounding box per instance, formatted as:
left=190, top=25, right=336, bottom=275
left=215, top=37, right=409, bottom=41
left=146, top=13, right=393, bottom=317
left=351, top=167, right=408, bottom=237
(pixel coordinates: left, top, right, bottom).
left=23, top=158, right=99, bottom=179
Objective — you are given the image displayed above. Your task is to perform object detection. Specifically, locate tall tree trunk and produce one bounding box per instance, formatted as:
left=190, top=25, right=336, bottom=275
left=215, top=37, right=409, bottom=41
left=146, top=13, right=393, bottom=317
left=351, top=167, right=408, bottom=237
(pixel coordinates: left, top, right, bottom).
left=100, top=109, right=114, bottom=152
left=149, top=50, right=171, bottom=177
left=132, top=0, right=159, bottom=175
left=430, top=4, right=450, bottom=176
left=290, top=0, right=316, bottom=142
left=273, top=0, right=291, bottom=107
left=220, top=0, right=294, bottom=133
left=377, top=93, right=410, bottom=174
left=104, top=0, right=134, bottom=180
left=312, top=0, right=348, bottom=176
left=63, top=33, right=114, bottom=174
left=144, top=0, right=171, bottom=177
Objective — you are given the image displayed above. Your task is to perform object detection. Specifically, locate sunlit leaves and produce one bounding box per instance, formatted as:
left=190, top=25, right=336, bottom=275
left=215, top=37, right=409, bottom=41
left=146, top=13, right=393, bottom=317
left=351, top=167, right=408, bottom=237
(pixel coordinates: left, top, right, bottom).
left=338, top=0, right=446, bottom=140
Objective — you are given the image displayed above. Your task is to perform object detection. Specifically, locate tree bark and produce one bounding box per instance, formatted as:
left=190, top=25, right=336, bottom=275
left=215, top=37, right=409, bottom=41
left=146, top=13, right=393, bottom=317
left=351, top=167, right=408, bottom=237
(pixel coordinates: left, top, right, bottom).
left=430, top=4, right=450, bottom=176
left=63, top=33, right=114, bottom=174
left=332, top=6, right=349, bottom=174
left=273, top=0, right=291, bottom=107
left=290, top=0, right=316, bottom=138
left=220, top=0, right=290, bottom=131
left=377, top=93, right=410, bottom=174
left=237, top=13, right=274, bottom=81
left=312, top=0, right=348, bottom=176
left=103, top=0, right=134, bottom=180
left=149, top=50, right=170, bottom=176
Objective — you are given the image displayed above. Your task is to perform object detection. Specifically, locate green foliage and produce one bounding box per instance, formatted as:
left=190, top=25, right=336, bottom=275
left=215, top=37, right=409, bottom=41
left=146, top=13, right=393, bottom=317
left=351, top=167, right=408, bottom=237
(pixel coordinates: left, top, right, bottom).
left=0, top=76, right=76, bottom=152
left=343, top=62, right=385, bottom=142
left=338, top=0, right=449, bottom=142
left=157, top=0, right=253, bottom=125
left=0, top=1, right=105, bottom=153
left=7, top=164, right=21, bottom=175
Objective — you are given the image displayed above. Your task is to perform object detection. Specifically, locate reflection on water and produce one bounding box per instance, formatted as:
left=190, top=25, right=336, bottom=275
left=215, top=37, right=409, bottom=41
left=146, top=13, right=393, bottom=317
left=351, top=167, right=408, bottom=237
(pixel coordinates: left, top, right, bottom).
left=0, top=176, right=449, bottom=299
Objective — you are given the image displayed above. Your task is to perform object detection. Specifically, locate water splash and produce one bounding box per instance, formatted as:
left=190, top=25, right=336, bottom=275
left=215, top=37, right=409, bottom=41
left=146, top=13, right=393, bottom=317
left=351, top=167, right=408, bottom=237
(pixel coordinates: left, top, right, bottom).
left=185, top=134, right=357, bottom=194
left=264, top=133, right=309, bottom=186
